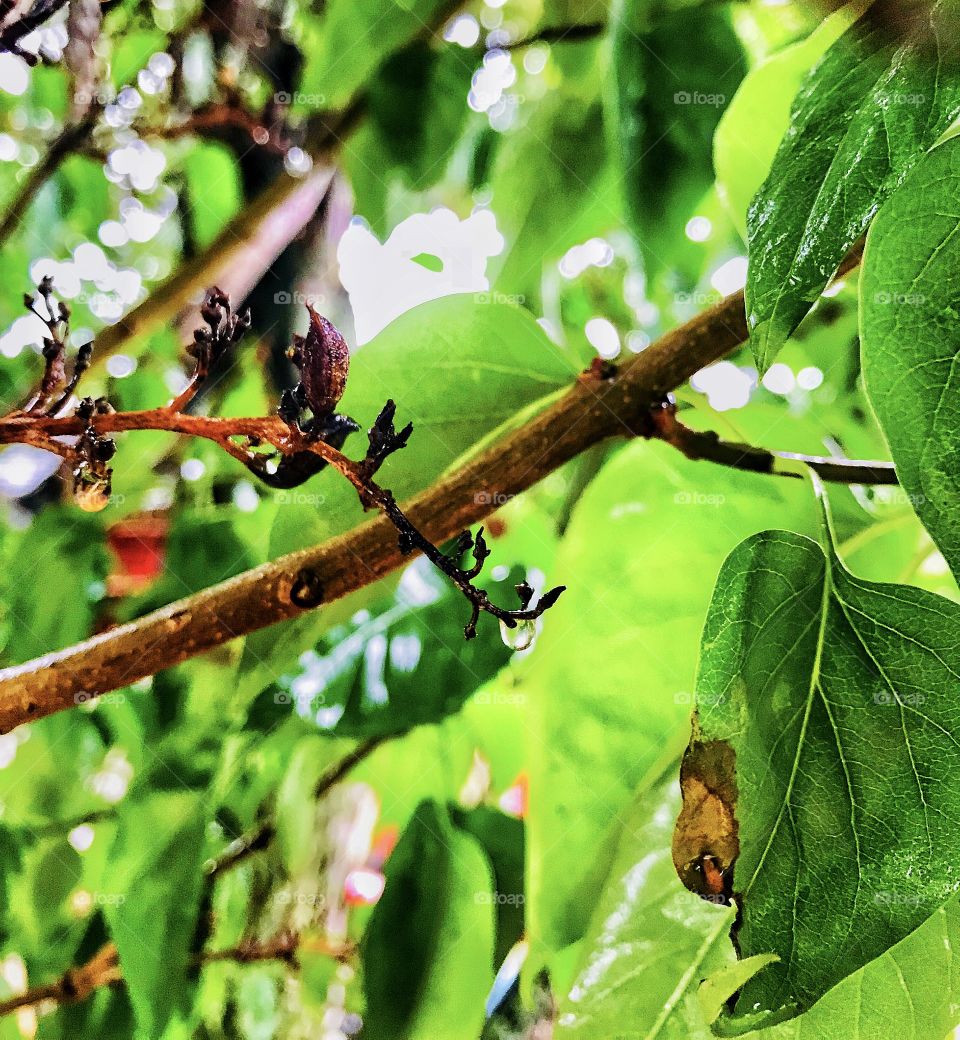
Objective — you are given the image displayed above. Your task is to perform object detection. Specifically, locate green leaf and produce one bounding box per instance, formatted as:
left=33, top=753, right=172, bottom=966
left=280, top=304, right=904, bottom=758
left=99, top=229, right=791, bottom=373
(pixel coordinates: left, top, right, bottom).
left=558, top=773, right=960, bottom=1040
left=612, top=1, right=746, bottom=271
left=296, top=0, right=454, bottom=110
left=556, top=773, right=738, bottom=1040
left=266, top=559, right=517, bottom=739
left=451, top=804, right=525, bottom=968
left=362, top=800, right=495, bottom=1040
left=860, top=133, right=960, bottom=577
left=746, top=1, right=960, bottom=371
left=183, top=142, right=243, bottom=249
left=714, top=3, right=864, bottom=238
left=366, top=40, right=475, bottom=190
left=104, top=790, right=208, bottom=1040
left=491, top=73, right=615, bottom=302
left=274, top=735, right=333, bottom=876
left=522, top=441, right=817, bottom=953
left=0, top=507, right=108, bottom=665
left=678, top=500, right=960, bottom=1029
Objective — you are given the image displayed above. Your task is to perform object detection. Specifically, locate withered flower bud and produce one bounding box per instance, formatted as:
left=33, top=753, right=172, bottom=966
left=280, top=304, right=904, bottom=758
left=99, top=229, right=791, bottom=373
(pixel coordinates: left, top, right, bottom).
left=290, top=306, right=350, bottom=418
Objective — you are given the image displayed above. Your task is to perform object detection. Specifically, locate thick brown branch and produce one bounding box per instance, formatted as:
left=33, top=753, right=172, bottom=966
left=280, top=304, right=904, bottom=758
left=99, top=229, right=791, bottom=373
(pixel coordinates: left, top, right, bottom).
left=0, top=942, right=120, bottom=1017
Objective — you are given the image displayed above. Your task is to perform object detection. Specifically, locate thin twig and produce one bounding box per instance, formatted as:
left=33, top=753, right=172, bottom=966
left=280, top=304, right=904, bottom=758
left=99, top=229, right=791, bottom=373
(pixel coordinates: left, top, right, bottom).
left=648, top=401, right=898, bottom=485
left=0, top=114, right=95, bottom=247
left=207, top=733, right=388, bottom=879
left=502, top=22, right=605, bottom=49
left=0, top=931, right=351, bottom=1018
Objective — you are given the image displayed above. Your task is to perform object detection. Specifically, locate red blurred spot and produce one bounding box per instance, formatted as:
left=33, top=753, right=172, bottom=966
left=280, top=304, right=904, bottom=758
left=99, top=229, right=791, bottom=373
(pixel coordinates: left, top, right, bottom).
left=107, top=515, right=168, bottom=596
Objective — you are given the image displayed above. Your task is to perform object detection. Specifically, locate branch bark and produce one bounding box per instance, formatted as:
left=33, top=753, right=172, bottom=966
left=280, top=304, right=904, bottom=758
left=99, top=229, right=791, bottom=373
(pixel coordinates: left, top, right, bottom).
left=0, top=932, right=351, bottom=1018
left=0, top=246, right=865, bottom=728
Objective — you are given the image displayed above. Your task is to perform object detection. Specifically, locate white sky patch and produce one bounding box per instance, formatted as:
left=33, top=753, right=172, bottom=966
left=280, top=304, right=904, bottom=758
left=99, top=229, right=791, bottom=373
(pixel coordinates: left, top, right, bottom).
left=68, top=824, right=95, bottom=852
left=444, top=13, right=480, bottom=47
left=797, top=366, right=824, bottom=391
left=585, top=317, right=620, bottom=359
left=0, top=312, right=49, bottom=357
left=710, top=255, right=748, bottom=296
left=106, top=354, right=137, bottom=378
left=762, top=362, right=796, bottom=395
left=338, top=207, right=504, bottom=344
left=0, top=54, right=29, bottom=96
left=559, top=237, right=614, bottom=279
left=0, top=444, right=61, bottom=498
left=469, top=48, right=516, bottom=112
left=107, top=140, right=166, bottom=193
left=691, top=360, right=754, bottom=411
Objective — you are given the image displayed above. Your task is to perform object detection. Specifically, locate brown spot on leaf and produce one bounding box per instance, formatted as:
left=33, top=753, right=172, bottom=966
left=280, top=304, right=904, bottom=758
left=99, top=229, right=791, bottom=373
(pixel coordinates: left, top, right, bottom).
left=673, top=738, right=739, bottom=902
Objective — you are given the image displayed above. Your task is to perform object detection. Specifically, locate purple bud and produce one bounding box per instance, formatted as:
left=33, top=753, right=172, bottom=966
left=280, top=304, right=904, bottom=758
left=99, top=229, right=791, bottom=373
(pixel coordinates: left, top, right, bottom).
left=297, top=306, right=350, bottom=417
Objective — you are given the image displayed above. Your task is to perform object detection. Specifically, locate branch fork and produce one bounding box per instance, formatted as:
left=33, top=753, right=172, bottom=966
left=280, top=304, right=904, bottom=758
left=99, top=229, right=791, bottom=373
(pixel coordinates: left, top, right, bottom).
left=0, top=279, right=566, bottom=639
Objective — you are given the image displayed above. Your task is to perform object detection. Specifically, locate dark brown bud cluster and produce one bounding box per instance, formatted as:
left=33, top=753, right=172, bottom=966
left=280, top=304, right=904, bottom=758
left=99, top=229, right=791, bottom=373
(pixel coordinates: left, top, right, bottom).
left=24, top=276, right=92, bottom=417
left=72, top=397, right=116, bottom=512
left=188, top=288, right=252, bottom=377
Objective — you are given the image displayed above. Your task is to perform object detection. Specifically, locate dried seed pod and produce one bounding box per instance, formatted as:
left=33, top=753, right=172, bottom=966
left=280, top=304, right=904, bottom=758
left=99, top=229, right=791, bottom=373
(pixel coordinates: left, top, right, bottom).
left=290, top=306, right=350, bottom=418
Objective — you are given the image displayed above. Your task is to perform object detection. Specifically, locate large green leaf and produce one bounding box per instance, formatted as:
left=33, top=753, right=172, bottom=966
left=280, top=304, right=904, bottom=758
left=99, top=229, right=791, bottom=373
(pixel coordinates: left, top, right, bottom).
left=362, top=800, right=495, bottom=1040
left=714, top=4, right=864, bottom=238
left=365, top=40, right=475, bottom=190
left=861, top=133, right=960, bottom=577
left=558, top=772, right=960, bottom=1040
left=677, top=494, right=960, bottom=1030
left=521, top=441, right=817, bottom=953
left=490, top=70, right=615, bottom=302
left=0, top=508, right=108, bottom=665
left=556, top=772, right=737, bottom=1040
left=182, top=142, right=243, bottom=250
left=746, top=1, right=960, bottom=372
left=612, top=1, right=746, bottom=271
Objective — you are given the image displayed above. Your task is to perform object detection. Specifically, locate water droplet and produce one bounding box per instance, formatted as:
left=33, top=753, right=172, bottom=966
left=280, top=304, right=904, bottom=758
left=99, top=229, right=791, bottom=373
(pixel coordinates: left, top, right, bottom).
left=500, top=619, right=536, bottom=652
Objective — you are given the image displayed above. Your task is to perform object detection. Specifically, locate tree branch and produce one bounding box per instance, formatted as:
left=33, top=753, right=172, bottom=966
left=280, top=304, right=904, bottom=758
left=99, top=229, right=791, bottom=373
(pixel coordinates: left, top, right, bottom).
left=0, top=931, right=351, bottom=1018
left=207, top=733, right=388, bottom=879
left=0, top=245, right=866, bottom=728
left=648, top=400, right=897, bottom=485
left=0, top=0, right=67, bottom=59
left=0, top=114, right=96, bottom=246
left=0, top=942, right=120, bottom=1017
